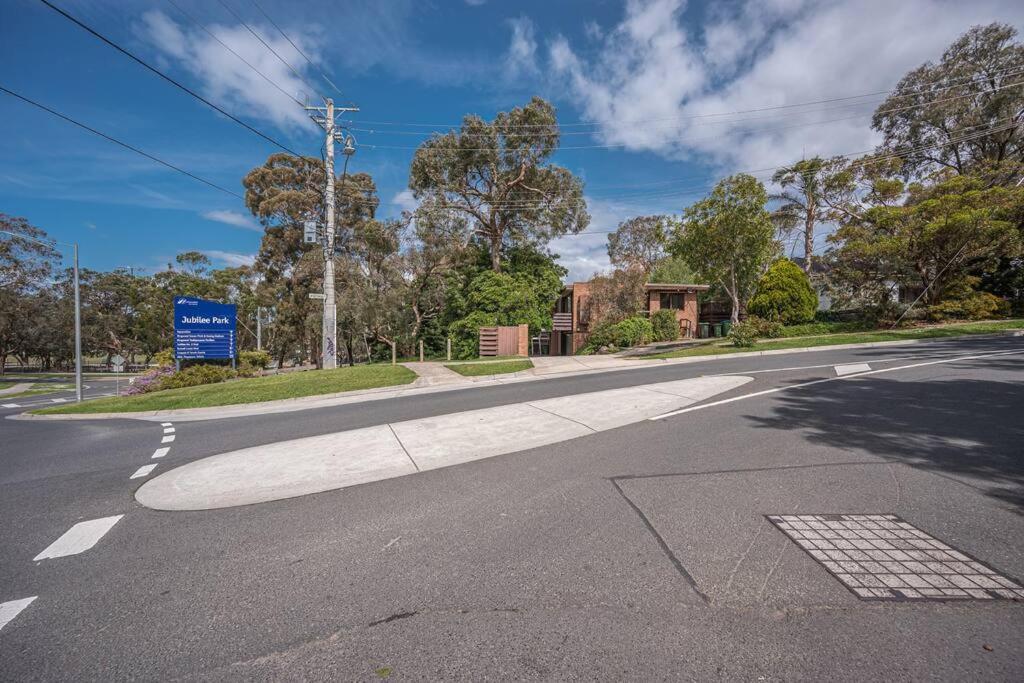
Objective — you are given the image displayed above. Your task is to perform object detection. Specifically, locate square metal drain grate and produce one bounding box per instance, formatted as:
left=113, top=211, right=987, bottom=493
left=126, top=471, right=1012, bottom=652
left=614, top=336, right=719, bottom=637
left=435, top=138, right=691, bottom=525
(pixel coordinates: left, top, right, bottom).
left=766, top=514, right=1024, bottom=601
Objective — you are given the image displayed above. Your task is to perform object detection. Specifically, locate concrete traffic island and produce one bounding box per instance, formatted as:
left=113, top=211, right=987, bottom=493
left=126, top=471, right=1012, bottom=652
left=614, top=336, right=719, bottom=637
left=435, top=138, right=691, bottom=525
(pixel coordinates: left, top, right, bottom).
left=135, top=374, right=752, bottom=511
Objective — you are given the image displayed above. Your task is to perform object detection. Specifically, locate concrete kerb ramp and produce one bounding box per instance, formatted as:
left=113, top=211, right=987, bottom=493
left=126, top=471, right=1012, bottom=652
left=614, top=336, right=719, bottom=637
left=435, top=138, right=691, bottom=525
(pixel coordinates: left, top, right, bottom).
left=136, top=374, right=753, bottom=511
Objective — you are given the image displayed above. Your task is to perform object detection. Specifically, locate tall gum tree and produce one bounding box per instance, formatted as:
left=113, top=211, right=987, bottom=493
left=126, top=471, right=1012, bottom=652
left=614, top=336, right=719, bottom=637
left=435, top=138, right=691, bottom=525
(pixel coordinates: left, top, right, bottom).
left=408, top=97, right=589, bottom=272
left=671, top=174, right=778, bottom=323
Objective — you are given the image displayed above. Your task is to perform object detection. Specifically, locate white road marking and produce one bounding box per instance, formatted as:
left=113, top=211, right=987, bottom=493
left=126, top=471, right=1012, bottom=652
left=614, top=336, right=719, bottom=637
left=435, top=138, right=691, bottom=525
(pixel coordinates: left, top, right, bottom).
left=649, top=348, right=1024, bottom=421
left=160, top=422, right=173, bottom=427
left=161, top=435, right=175, bottom=443
left=130, top=464, right=157, bottom=479
left=2, top=403, right=20, bottom=408
left=834, top=363, right=871, bottom=376
left=152, top=447, right=170, bottom=459
left=49, top=398, right=67, bottom=403
left=163, top=427, right=175, bottom=434
left=0, top=597, right=37, bottom=632
left=33, top=515, right=124, bottom=561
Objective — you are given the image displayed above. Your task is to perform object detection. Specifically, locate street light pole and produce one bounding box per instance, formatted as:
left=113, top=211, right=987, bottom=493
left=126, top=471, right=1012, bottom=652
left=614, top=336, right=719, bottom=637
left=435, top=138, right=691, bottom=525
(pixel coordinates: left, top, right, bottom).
left=73, top=242, right=82, bottom=402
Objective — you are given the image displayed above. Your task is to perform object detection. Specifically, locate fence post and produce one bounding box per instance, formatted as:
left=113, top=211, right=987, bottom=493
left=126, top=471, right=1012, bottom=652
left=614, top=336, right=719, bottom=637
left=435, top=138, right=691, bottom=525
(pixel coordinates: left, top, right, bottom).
left=419, top=340, right=424, bottom=362
left=446, top=337, right=451, bottom=361
left=391, top=340, right=396, bottom=365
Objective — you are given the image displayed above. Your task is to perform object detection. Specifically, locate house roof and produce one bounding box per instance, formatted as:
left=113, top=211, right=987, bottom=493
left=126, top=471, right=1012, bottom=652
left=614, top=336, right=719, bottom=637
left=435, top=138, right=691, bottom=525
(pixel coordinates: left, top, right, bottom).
left=643, top=283, right=711, bottom=292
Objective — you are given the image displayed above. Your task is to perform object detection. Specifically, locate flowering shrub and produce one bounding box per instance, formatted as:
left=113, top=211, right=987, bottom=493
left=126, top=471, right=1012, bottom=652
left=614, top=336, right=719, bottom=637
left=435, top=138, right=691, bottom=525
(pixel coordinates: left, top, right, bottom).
left=126, top=366, right=175, bottom=395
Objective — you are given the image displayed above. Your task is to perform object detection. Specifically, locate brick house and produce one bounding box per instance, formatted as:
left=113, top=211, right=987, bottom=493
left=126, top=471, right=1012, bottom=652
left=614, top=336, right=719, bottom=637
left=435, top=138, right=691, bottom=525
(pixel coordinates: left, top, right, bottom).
left=547, top=281, right=709, bottom=355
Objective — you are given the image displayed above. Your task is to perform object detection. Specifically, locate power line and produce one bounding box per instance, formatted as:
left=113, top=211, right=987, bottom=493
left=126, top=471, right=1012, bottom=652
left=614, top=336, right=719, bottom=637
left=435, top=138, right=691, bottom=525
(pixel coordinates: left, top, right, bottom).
left=248, top=0, right=342, bottom=97
left=348, top=64, right=1024, bottom=131
left=37, top=0, right=303, bottom=157
left=0, top=84, right=244, bottom=200
left=164, top=0, right=303, bottom=107
left=354, top=78, right=1024, bottom=151
left=214, top=0, right=322, bottom=102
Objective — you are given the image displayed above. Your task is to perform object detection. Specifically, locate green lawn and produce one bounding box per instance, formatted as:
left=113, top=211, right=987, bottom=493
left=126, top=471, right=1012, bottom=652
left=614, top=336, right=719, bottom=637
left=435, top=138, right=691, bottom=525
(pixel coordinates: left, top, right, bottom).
left=644, top=319, right=1024, bottom=360
left=2, top=383, right=76, bottom=400
left=444, top=360, right=534, bottom=376
left=0, top=381, right=15, bottom=391
left=35, top=365, right=417, bottom=414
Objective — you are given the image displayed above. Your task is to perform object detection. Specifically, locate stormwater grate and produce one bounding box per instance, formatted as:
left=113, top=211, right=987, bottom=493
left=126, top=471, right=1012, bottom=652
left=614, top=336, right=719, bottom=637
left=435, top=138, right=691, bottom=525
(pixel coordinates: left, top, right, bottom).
left=766, top=514, right=1024, bottom=601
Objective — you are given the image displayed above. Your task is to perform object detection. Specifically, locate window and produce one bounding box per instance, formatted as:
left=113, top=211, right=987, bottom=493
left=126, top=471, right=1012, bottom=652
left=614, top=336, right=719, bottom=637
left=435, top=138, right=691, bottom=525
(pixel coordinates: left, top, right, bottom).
left=658, top=292, right=685, bottom=310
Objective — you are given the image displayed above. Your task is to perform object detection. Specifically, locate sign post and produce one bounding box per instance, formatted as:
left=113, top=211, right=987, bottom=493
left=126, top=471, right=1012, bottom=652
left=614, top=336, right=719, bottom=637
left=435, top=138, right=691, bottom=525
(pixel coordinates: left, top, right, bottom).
left=173, top=296, right=238, bottom=370
left=111, top=353, right=125, bottom=396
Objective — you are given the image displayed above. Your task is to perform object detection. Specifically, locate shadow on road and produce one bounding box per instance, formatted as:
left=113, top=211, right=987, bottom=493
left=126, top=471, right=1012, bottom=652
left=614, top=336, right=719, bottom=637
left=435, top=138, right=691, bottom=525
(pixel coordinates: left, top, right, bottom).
left=745, top=370, right=1024, bottom=511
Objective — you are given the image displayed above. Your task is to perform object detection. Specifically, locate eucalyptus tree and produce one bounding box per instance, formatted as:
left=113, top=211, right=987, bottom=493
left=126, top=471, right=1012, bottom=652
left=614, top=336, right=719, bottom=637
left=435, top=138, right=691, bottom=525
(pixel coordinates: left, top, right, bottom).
left=408, top=97, right=589, bottom=273
left=872, top=23, right=1024, bottom=177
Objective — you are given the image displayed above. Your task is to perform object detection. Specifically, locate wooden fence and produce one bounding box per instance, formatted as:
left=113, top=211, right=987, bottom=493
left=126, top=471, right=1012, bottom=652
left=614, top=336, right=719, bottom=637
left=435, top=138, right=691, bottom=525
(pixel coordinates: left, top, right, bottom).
left=478, top=324, right=529, bottom=357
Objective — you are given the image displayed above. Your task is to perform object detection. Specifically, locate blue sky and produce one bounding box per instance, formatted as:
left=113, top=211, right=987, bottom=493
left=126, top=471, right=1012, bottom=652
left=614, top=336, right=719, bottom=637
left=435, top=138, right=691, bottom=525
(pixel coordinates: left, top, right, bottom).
left=2, top=0, right=1022, bottom=280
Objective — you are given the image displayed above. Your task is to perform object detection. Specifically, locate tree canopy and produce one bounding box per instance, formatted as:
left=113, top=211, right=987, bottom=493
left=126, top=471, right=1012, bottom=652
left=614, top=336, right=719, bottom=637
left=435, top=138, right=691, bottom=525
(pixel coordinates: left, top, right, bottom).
left=409, top=97, right=589, bottom=272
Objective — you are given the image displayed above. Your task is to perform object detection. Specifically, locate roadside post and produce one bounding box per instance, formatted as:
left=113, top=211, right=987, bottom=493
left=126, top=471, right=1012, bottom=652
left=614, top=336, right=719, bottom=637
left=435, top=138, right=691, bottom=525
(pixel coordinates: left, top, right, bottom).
left=446, top=338, right=451, bottom=361
left=173, top=296, right=238, bottom=371
left=419, top=340, right=424, bottom=362
left=391, top=341, right=396, bottom=365
left=111, top=353, right=125, bottom=396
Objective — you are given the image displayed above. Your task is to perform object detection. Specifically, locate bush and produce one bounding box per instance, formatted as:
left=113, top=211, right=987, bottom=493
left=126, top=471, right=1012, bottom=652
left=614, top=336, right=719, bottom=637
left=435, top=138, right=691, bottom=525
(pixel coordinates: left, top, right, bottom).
left=582, top=316, right=655, bottom=353
left=613, top=316, right=655, bottom=346
left=748, top=259, right=818, bottom=324
left=651, top=309, right=679, bottom=342
left=728, top=320, right=759, bottom=347
left=927, top=291, right=1005, bottom=321
left=158, top=364, right=236, bottom=391
left=238, top=350, right=271, bottom=377
left=152, top=349, right=174, bottom=367
left=745, top=315, right=783, bottom=339
left=126, top=366, right=175, bottom=395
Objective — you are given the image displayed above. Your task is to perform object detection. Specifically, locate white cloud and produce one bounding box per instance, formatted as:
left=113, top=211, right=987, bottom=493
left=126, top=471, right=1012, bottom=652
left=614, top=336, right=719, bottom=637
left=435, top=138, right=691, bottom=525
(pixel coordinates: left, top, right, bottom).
left=204, top=250, right=256, bottom=267
left=138, top=10, right=319, bottom=132
left=549, top=0, right=1024, bottom=177
left=391, top=189, right=419, bottom=214
left=506, top=17, right=539, bottom=77
left=202, top=209, right=261, bottom=231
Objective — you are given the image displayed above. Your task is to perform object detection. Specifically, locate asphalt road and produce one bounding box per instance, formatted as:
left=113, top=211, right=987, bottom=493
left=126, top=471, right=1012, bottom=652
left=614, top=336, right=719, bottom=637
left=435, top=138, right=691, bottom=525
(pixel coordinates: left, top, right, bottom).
left=1, top=336, right=1022, bottom=680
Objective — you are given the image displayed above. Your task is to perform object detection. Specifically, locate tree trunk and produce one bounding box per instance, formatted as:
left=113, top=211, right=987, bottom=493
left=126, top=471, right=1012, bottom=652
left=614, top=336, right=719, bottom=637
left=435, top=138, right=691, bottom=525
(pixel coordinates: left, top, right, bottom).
left=804, top=203, right=815, bottom=271
left=490, top=236, right=502, bottom=273
left=729, top=267, right=740, bottom=323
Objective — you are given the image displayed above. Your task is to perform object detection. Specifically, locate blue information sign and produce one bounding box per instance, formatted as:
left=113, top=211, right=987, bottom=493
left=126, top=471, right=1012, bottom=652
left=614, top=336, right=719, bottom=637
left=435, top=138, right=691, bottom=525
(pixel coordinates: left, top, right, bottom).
left=173, top=296, right=237, bottom=360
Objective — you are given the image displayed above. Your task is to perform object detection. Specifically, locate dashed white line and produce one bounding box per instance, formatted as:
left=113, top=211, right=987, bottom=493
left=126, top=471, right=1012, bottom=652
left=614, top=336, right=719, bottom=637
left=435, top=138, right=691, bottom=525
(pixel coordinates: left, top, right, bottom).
left=49, top=398, right=67, bottom=403
left=0, top=597, right=37, bottom=632
left=33, top=515, right=124, bottom=561
left=161, top=435, right=175, bottom=443
left=163, top=427, right=175, bottom=434
left=130, top=464, right=158, bottom=479
left=152, top=447, right=170, bottom=459
left=2, top=403, right=20, bottom=408
left=160, top=422, right=173, bottom=427
left=834, top=363, right=871, bottom=376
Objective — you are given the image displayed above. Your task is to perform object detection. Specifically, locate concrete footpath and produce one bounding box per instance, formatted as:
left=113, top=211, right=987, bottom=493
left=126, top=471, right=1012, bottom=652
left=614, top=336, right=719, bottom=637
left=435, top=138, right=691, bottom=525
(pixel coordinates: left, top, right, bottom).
left=135, top=375, right=752, bottom=510
left=15, top=333, right=1019, bottom=423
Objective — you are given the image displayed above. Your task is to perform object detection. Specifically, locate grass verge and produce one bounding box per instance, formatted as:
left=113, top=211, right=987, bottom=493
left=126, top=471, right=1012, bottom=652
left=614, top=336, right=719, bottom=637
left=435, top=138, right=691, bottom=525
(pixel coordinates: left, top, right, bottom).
left=35, top=365, right=416, bottom=414
left=2, top=384, right=76, bottom=400
left=444, top=360, right=534, bottom=376
left=643, top=319, right=1024, bottom=360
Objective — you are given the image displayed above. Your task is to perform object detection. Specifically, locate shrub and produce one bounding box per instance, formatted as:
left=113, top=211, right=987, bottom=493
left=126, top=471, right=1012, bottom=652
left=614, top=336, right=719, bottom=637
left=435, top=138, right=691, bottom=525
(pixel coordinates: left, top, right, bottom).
left=927, top=291, right=1005, bottom=321
left=152, top=349, right=174, bottom=367
left=126, top=366, right=175, bottom=395
left=748, top=259, right=817, bottom=324
left=728, top=320, right=759, bottom=347
left=651, top=309, right=679, bottom=342
left=238, top=350, right=271, bottom=377
left=158, top=364, right=236, bottom=390
left=613, top=316, right=655, bottom=346
left=582, top=316, right=655, bottom=353
left=745, top=315, right=783, bottom=339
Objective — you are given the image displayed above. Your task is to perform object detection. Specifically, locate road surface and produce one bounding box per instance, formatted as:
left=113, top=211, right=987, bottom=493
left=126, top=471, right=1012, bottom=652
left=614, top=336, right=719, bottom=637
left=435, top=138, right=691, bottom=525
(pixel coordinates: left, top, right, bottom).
left=1, top=336, right=1022, bottom=680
